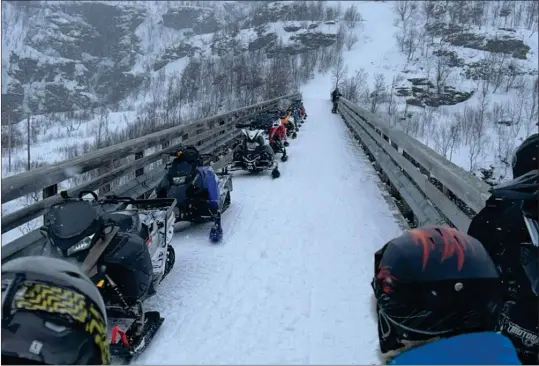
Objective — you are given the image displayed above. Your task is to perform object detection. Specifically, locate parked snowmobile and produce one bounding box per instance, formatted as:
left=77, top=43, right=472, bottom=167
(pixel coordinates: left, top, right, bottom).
left=268, top=119, right=289, bottom=162
left=280, top=110, right=298, bottom=139
left=39, top=191, right=177, bottom=363
left=228, top=122, right=281, bottom=178
left=154, top=145, right=232, bottom=242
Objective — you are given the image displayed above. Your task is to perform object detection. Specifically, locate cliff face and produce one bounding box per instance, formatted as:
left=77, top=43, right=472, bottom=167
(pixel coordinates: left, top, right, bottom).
left=2, top=0, right=343, bottom=123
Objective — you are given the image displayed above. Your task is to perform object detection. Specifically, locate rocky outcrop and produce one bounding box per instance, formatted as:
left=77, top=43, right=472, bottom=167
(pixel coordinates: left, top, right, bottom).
left=2, top=1, right=146, bottom=121
left=2, top=1, right=342, bottom=122
left=162, top=7, right=221, bottom=35
left=425, top=21, right=531, bottom=60
left=397, top=78, right=474, bottom=108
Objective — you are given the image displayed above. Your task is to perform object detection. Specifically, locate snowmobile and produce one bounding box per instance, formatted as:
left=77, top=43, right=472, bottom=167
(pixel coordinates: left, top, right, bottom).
left=153, top=145, right=232, bottom=242
left=228, top=122, right=281, bottom=178
left=39, top=191, right=177, bottom=363
left=268, top=119, right=289, bottom=162
left=281, top=111, right=298, bottom=139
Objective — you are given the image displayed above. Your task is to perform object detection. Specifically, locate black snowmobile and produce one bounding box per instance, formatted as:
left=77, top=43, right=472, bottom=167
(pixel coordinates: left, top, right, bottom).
left=40, top=191, right=177, bottom=364
left=154, top=145, right=232, bottom=242
left=227, top=122, right=281, bottom=178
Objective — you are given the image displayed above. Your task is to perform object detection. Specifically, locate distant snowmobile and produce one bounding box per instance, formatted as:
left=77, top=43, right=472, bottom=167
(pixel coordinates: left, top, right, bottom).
left=227, top=123, right=281, bottom=178
left=154, top=146, right=232, bottom=243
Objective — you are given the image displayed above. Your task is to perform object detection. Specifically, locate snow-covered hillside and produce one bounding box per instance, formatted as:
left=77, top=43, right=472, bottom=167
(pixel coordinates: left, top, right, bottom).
left=330, top=1, right=538, bottom=185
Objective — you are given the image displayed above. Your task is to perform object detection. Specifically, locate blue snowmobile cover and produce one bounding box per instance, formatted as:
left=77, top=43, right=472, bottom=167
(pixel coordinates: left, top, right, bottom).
left=195, top=166, right=220, bottom=210
left=388, top=332, right=521, bottom=365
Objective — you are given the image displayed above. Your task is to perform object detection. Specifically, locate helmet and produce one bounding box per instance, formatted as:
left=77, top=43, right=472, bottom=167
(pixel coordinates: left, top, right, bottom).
left=490, top=169, right=538, bottom=295
left=176, top=145, right=201, bottom=165
left=2, top=256, right=110, bottom=365
left=512, top=133, right=538, bottom=178
left=372, top=226, right=501, bottom=354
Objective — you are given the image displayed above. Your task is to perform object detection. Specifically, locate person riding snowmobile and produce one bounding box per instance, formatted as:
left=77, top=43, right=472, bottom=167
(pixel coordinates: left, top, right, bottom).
left=372, top=225, right=521, bottom=365
left=331, top=88, right=342, bottom=113
left=2, top=256, right=110, bottom=365
left=156, top=146, right=223, bottom=242
left=467, top=133, right=538, bottom=364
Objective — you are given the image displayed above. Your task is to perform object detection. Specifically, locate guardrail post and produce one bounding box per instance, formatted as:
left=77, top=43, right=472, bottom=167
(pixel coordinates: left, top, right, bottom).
left=98, top=163, right=112, bottom=196
left=162, top=141, right=170, bottom=164
left=135, top=151, right=144, bottom=177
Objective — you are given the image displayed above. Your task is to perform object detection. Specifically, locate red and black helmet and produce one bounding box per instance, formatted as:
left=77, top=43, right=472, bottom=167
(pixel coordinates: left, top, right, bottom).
left=372, top=225, right=501, bottom=354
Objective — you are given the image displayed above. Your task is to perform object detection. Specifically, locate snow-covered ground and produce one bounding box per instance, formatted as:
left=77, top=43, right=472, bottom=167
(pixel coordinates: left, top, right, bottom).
left=135, top=91, right=404, bottom=365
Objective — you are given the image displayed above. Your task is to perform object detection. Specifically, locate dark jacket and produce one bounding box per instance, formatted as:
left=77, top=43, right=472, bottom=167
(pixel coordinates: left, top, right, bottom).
left=467, top=196, right=538, bottom=364
left=331, top=89, right=342, bottom=103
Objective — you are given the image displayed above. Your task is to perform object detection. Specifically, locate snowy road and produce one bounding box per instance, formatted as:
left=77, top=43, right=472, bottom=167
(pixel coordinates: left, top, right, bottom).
left=136, top=98, right=404, bottom=364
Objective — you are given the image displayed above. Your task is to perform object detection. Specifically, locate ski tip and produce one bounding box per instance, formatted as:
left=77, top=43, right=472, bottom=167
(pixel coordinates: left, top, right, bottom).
left=209, top=227, right=223, bottom=243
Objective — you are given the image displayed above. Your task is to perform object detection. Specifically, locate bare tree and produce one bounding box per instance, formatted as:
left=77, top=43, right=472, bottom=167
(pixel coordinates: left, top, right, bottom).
left=387, top=74, right=403, bottom=115
left=335, top=24, right=347, bottom=52
left=331, top=54, right=348, bottom=89
left=345, top=32, right=358, bottom=51
left=370, top=73, right=387, bottom=114
left=95, top=107, right=110, bottom=150
left=343, top=4, right=361, bottom=28
left=434, top=42, right=452, bottom=95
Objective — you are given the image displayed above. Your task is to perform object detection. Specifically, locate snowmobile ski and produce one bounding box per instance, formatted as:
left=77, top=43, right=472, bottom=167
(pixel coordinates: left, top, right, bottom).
left=110, top=311, right=164, bottom=364
left=209, top=225, right=223, bottom=243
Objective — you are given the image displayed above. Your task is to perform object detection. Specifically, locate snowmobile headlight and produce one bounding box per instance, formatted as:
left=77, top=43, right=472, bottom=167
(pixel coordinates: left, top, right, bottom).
left=172, top=176, right=187, bottom=185
left=66, top=234, right=95, bottom=256
left=246, top=142, right=258, bottom=150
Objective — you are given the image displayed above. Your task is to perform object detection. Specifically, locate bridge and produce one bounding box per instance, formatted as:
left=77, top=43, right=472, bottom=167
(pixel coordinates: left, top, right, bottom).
left=1, top=88, right=490, bottom=364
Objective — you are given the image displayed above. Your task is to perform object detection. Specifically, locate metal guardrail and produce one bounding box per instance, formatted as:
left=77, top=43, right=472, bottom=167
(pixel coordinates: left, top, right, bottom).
left=1, top=93, right=301, bottom=262
left=337, top=98, right=490, bottom=231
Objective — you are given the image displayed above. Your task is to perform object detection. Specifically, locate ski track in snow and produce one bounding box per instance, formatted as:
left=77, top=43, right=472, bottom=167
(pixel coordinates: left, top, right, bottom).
left=135, top=97, right=404, bottom=365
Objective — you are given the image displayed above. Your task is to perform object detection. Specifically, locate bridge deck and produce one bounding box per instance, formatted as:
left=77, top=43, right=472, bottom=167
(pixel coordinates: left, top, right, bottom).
left=136, top=98, right=403, bottom=364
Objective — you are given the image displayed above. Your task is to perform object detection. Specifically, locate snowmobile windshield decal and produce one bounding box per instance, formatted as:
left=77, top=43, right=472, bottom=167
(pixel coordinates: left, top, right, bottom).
left=197, top=167, right=220, bottom=209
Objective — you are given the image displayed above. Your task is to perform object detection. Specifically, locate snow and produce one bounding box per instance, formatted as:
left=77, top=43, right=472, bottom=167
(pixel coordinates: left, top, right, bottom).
left=135, top=94, right=404, bottom=364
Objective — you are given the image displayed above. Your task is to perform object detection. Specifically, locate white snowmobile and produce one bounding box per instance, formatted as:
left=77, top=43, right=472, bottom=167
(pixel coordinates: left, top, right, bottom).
left=40, top=191, right=177, bottom=364
left=227, top=123, right=280, bottom=178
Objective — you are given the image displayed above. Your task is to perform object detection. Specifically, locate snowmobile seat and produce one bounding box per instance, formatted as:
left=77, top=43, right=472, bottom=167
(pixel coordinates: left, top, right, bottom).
left=102, top=212, right=148, bottom=240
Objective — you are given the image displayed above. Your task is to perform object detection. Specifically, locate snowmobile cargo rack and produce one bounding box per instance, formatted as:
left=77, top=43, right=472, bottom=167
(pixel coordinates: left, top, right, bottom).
left=101, top=195, right=177, bottom=216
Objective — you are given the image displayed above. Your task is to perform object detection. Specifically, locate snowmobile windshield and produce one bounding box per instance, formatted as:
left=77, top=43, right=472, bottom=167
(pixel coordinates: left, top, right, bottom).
left=44, top=201, right=101, bottom=250
left=168, top=161, right=197, bottom=185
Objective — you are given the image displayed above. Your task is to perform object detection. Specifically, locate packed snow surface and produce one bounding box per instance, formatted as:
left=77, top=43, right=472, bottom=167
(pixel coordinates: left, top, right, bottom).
left=135, top=95, right=404, bottom=364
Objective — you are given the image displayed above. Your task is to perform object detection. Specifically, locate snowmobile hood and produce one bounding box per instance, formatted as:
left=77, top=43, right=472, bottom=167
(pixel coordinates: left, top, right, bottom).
left=388, top=332, right=521, bottom=365
left=195, top=166, right=220, bottom=210
left=243, top=129, right=263, bottom=141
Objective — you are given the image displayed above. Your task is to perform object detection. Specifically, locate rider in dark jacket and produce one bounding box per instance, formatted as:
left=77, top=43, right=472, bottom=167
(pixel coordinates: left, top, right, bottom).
left=331, top=88, right=342, bottom=113
left=467, top=133, right=538, bottom=364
